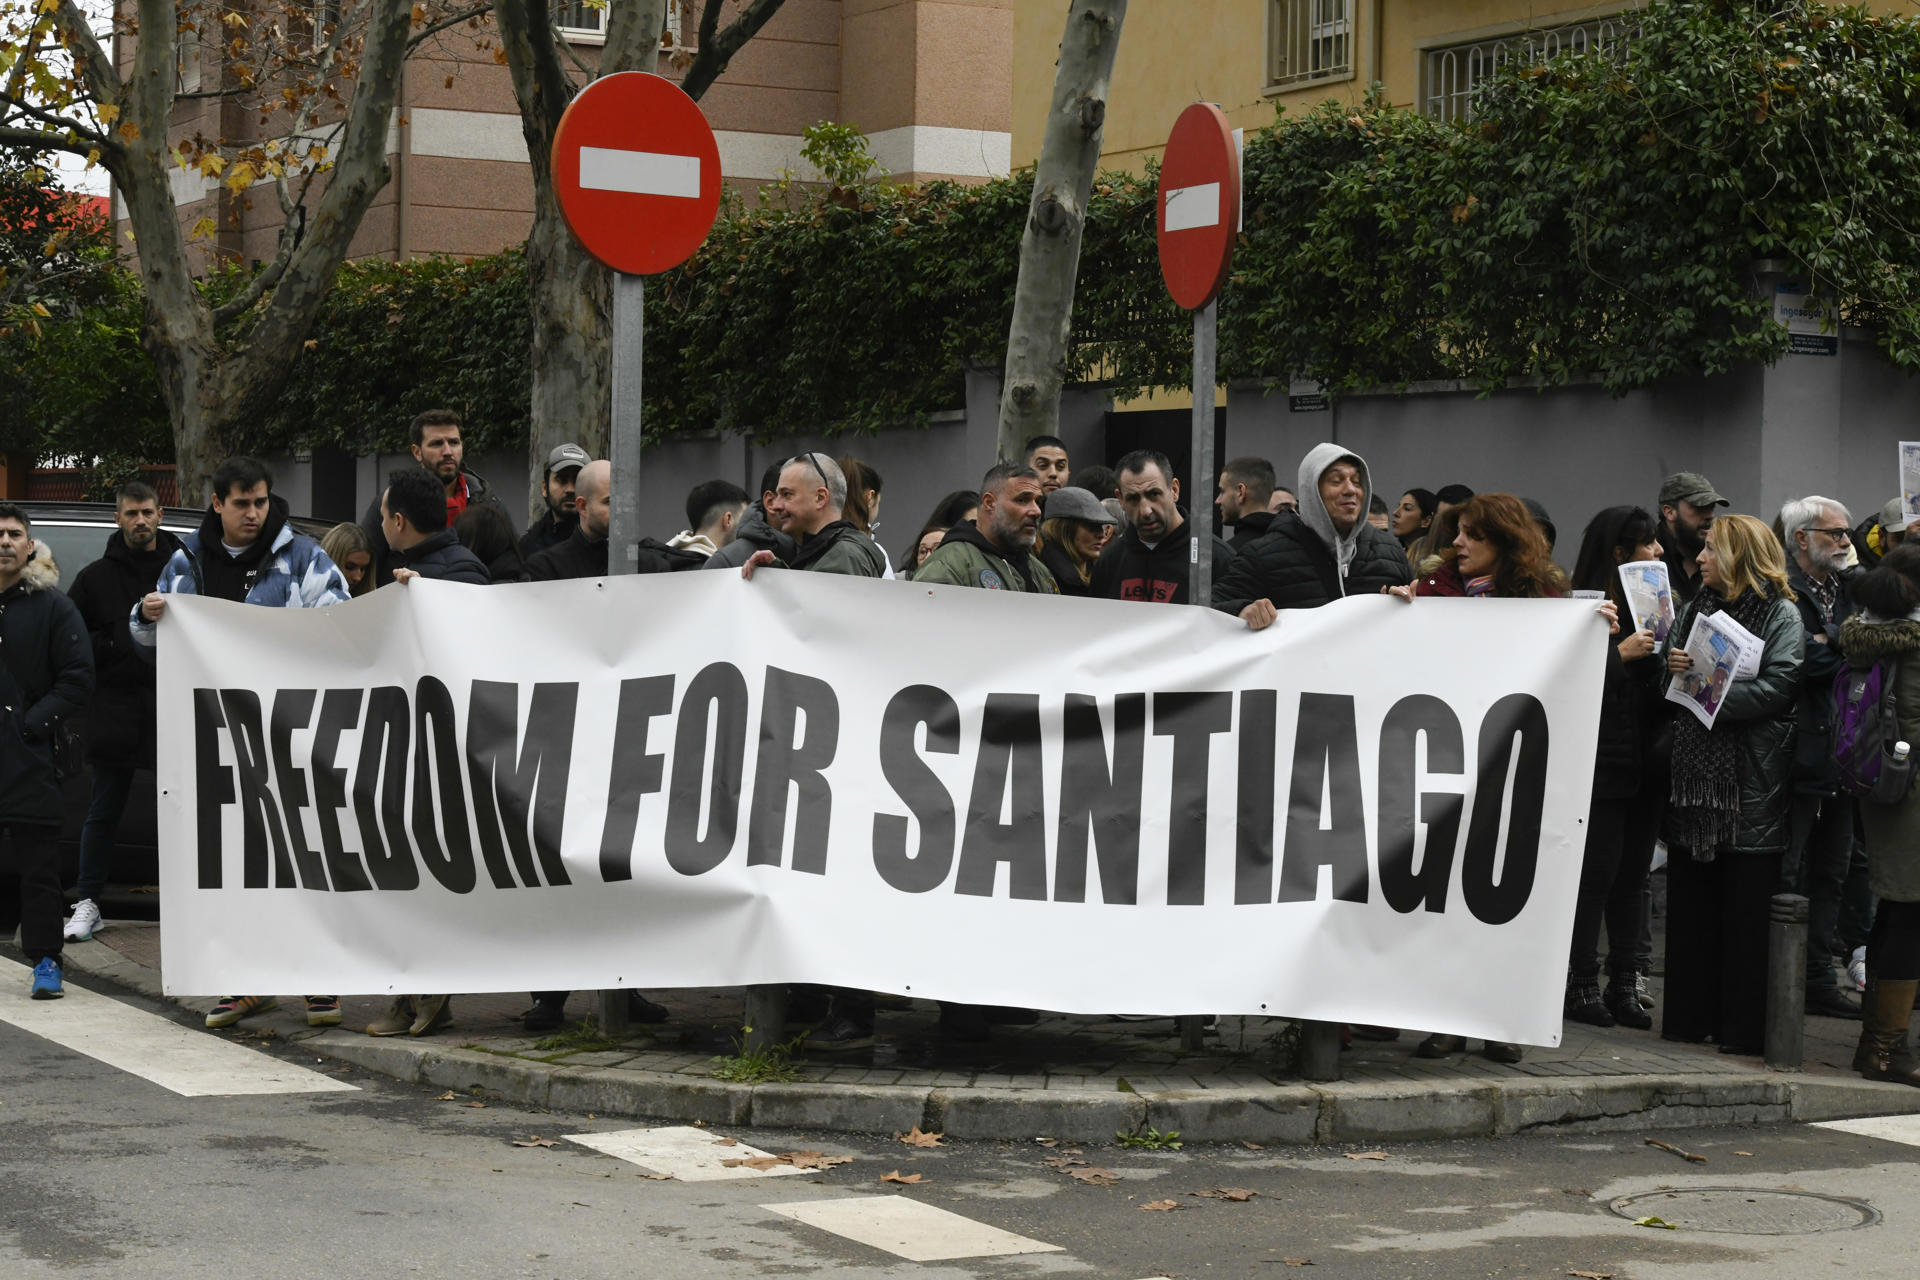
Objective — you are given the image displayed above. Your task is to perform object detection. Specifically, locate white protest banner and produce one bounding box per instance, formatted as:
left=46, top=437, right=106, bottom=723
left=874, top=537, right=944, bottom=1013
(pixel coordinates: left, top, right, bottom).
left=156, top=574, right=1605, bottom=1046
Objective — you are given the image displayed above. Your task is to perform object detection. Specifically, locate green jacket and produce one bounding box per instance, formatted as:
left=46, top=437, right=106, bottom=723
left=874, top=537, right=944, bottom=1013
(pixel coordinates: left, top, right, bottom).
left=1840, top=612, right=1920, bottom=901
left=913, top=522, right=1058, bottom=593
left=789, top=520, right=886, bottom=577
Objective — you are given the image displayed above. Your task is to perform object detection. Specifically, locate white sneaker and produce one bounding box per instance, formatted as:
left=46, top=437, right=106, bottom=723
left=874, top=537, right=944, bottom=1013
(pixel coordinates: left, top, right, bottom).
left=1849, top=946, right=1868, bottom=993
left=63, top=899, right=102, bottom=942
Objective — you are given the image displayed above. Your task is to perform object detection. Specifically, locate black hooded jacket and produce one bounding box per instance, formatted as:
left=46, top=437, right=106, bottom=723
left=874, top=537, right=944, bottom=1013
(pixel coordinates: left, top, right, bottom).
left=391, top=528, right=491, bottom=584
left=702, top=501, right=796, bottom=571
left=1089, top=512, right=1233, bottom=605
left=526, top=529, right=707, bottom=581
left=190, top=496, right=290, bottom=603
left=0, top=550, right=93, bottom=825
left=1226, top=510, right=1276, bottom=555
left=66, top=528, right=182, bottom=768
left=359, top=466, right=512, bottom=587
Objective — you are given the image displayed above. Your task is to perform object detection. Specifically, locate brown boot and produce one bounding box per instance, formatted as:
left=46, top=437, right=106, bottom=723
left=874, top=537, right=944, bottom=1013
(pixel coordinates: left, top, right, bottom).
left=1856, top=979, right=1920, bottom=1086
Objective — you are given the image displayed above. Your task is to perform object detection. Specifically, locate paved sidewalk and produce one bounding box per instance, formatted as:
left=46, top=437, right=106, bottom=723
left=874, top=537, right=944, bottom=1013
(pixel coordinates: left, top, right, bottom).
left=61, top=920, right=1920, bottom=1144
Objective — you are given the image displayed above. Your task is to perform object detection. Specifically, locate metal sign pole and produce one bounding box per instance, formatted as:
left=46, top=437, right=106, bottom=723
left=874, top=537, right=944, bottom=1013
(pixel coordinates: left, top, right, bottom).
left=597, top=270, right=644, bottom=1036
left=1190, top=297, right=1217, bottom=609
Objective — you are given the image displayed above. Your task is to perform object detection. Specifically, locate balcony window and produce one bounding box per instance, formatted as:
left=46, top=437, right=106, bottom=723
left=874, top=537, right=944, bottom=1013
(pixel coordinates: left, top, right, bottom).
left=559, top=0, right=682, bottom=43
left=1423, top=13, right=1639, bottom=122
left=1269, top=0, right=1352, bottom=90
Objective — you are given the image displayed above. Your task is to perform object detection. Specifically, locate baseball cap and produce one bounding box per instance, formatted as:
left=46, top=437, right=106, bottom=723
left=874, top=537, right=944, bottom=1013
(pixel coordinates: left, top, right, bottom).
left=546, top=443, right=590, bottom=475
left=1658, top=472, right=1729, bottom=508
left=1882, top=498, right=1910, bottom=533
left=1044, top=486, right=1117, bottom=525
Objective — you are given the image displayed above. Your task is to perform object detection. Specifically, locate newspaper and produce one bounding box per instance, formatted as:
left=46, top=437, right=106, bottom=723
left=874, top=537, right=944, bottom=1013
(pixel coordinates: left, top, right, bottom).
left=1664, top=610, right=1761, bottom=729
left=1618, top=560, right=1677, bottom=645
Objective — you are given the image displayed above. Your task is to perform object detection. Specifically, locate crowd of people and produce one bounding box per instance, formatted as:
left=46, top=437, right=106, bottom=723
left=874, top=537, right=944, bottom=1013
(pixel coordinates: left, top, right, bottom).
left=3, top=407, right=1918, bottom=1087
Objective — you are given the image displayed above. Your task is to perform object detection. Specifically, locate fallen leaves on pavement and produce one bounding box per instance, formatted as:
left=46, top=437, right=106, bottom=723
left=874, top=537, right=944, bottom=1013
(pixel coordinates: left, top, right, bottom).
left=511, top=1136, right=558, bottom=1148
left=881, top=1170, right=926, bottom=1184
left=1568, top=1270, right=1614, bottom=1279
left=434, top=1091, right=459, bottom=1101
left=638, top=1173, right=674, bottom=1181
left=1633, top=1216, right=1678, bottom=1230
left=1139, top=1199, right=1184, bottom=1212
left=1191, top=1188, right=1258, bottom=1202
left=721, top=1151, right=853, bottom=1172
left=462, top=1101, right=487, bottom=1109
left=896, top=1126, right=945, bottom=1148
left=712, top=1137, right=738, bottom=1147
left=1042, top=1154, right=1088, bottom=1170
left=1242, top=1140, right=1265, bottom=1151
left=1344, top=1151, right=1387, bottom=1161
left=1068, top=1166, right=1120, bottom=1186
left=1277, top=1259, right=1313, bottom=1267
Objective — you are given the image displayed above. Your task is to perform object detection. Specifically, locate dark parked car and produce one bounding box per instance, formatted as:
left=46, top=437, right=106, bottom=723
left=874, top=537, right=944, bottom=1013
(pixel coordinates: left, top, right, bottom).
left=18, top=501, right=335, bottom=909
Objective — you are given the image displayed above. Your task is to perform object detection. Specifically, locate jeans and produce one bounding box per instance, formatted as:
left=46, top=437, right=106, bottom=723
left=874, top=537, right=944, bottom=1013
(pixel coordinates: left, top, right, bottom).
left=1784, top=792, right=1854, bottom=991
left=75, top=764, right=136, bottom=904
left=0, top=822, right=64, bottom=964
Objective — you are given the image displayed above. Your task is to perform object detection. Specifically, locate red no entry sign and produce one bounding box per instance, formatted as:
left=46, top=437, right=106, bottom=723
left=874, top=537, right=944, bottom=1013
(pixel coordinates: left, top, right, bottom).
left=552, top=72, right=723, bottom=276
left=1156, top=102, right=1239, bottom=311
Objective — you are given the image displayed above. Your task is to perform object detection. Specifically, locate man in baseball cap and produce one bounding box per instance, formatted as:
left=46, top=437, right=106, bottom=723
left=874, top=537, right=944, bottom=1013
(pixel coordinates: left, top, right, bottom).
left=1657, top=471, right=1730, bottom=605
left=519, top=443, right=591, bottom=560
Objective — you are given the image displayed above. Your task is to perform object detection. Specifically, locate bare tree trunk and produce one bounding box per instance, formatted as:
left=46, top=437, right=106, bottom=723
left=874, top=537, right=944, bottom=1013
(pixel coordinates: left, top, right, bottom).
left=996, top=0, right=1126, bottom=463
left=500, top=0, right=788, bottom=519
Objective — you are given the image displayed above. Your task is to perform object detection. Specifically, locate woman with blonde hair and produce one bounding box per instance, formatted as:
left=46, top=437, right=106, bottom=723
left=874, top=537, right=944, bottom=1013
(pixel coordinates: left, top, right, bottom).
left=1660, top=512, right=1804, bottom=1056
left=1033, top=487, right=1115, bottom=597
left=320, top=522, right=374, bottom=597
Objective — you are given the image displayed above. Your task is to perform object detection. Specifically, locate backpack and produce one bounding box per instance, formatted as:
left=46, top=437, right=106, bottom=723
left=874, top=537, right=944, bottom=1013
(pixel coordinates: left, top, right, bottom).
left=1832, top=657, right=1916, bottom=804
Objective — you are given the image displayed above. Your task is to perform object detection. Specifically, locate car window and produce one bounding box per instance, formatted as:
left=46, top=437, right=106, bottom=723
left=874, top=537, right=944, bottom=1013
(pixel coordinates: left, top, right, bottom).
left=29, top=522, right=192, bottom=593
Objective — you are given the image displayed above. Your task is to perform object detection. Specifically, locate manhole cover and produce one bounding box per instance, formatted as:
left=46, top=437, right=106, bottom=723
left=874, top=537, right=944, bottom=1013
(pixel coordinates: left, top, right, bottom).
left=1610, top=1188, right=1880, bottom=1235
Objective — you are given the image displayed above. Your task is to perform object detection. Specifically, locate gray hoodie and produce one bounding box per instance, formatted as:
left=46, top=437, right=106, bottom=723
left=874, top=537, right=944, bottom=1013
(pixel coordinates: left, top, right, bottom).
left=1296, top=442, right=1373, bottom=591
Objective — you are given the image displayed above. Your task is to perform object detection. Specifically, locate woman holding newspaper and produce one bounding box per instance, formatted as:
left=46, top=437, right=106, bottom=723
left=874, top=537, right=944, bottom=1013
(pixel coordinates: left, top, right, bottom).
left=1659, top=513, right=1804, bottom=1056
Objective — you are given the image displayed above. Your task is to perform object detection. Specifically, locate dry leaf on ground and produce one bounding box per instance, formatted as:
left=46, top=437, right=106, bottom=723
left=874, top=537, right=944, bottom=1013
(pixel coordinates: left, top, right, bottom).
left=712, top=1138, right=738, bottom=1147
left=462, top=1101, right=487, bottom=1109
left=1036, top=1137, right=1059, bottom=1147
left=721, top=1151, right=853, bottom=1172
left=1734, top=1151, right=1755, bottom=1157
left=638, top=1173, right=674, bottom=1181
left=1068, top=1167, right=1120, bottom=1186
left=1568, top=1270, right=1614, bottom=1279
left=1242, top=1141, right=1265, bottom=1151
left=1279, top=1259, right=1313, bottom=1267
left=1344, top=1151, right=1387, bottom=1161
left=1140, top=1199, right=1184, bottom=1212
left=897, top=1126, right=946, bottom=1148
left=1042, top=1155, right=1089, bottom=1170
left=434, top=1091, right=458, bottom=1101
left=881, top=1170, right=926, bottom=1184
left=1190, top=1188, right=1258, bottom=1201
left=512, top=1136, right=558, bottom=1148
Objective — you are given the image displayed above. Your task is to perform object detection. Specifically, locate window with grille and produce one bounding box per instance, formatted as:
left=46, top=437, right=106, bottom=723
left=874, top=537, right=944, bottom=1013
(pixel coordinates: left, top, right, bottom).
left=1423, top=13, right=1639, bottom=122
left=1269, top=0, right=1351, bottom=90
left=559, top=0, right=682, bottom=41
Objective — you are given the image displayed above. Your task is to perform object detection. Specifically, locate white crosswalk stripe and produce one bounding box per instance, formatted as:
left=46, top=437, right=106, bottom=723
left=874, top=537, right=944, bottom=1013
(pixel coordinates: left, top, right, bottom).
left=1815, top=1113, right=1920, bottom=1146
left=761, top=1196, right=1064, bottom=1262
left=564, top=1125, right=809, bottom=1181
left=0, top=958, right=358, bottom=1097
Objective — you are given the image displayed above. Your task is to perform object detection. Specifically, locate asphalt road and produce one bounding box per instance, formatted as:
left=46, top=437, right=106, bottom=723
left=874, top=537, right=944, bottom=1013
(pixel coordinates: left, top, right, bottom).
left=5, top=960, right=1919, bottom=1280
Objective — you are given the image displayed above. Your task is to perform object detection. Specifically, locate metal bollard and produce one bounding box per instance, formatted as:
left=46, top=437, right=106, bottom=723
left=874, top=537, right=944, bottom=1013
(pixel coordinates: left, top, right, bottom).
left=1177, top=1014, right=1207, bottom=1051
left=1298, top=1019, right=1342, bottom=1082
left=1766, top=893, right=1809, bottom=1071
left=742, top=985, right=789, bottom=1055
left=594, top=989, right=631, bottom=1037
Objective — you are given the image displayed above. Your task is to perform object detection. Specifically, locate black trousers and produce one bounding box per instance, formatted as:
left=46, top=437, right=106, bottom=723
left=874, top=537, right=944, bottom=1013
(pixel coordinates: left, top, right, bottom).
left=1784, top=792, right=1854, bottom=990
left=1663, top=848, right=1781, bottom=1051
left=1867, top=899, right=1920, bottom=981
left=1567, top=794, right=1628, bottom=985
left=0, top=822, right=63, bottom=965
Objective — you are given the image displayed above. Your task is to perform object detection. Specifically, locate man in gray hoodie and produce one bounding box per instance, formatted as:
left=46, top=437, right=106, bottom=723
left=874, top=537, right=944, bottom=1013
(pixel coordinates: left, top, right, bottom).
left=1213, top=442, right=1412, bottom=628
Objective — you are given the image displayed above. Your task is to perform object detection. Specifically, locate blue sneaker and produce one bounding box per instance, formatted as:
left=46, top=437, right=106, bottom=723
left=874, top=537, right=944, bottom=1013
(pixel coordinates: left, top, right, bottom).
left=31, top=958, right=63, bottom=1000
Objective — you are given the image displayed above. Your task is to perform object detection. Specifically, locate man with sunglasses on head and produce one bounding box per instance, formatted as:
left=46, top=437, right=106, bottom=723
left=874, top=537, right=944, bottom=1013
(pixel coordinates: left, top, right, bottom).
left=740, top=453, right=885, bottom=580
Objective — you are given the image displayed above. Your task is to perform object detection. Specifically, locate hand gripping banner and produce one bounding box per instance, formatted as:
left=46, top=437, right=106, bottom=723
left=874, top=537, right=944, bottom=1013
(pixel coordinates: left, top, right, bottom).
left=156, top=573, right=1604, bottom=1045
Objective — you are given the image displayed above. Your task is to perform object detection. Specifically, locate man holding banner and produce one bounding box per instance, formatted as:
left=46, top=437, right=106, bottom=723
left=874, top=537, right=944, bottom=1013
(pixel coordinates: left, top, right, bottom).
left=913, top=463, right=1058, bottom=594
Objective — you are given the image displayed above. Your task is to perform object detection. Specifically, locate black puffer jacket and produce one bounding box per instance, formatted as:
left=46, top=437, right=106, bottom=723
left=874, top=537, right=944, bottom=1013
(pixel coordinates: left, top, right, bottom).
left=526, top=529, right=707, bottom=581
left=0, top=550, right=94, bottom=825
left=703, top=502, right=795, bottom=571
left=1090, top=514, right=1233, bottom=605
left=1212, top=513, right=1411, bottom=614
left=391, top=529, right=491, bottom=584
left=1661, top=591, right=1804, bottom=856
left=1226, top=510, right=1276, bottom=555
left=360, top=466, right=512, bottom=586
left=1785, top=559, right=1855, bottom=795
left=65, top=529, right=181, bottom=769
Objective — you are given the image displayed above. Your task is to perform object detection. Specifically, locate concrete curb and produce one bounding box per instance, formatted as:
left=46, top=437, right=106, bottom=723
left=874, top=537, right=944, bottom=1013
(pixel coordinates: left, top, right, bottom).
left=61, top=942, right=1920, bottom=1143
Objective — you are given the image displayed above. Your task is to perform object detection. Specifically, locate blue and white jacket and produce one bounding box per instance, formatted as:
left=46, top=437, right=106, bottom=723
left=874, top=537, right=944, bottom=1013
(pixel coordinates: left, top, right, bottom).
left=130, top=513, right=349, bottom=648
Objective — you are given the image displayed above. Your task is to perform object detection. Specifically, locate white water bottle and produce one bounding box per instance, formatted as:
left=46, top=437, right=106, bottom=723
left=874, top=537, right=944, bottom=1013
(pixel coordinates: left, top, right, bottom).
left=1893, top=741, right=1912, bottom=765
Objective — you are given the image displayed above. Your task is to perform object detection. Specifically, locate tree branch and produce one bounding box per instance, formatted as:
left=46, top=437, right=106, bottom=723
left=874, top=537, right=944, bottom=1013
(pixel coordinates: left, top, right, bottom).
left=51, top=0, right=123, bottom=107
left=210, top=213, right=299, bottom=324
left=601, top=0, right=669, bottom=74
left=0, top=122, right=111, bottom=160
left=408, top=2, right=496, bottom=52
left=680, top=0, right=788, bottom=101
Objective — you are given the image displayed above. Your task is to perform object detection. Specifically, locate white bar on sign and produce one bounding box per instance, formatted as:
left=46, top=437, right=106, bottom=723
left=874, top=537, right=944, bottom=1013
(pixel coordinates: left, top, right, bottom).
left=1164, top=181, right=1221, bottom=232
left=578, top=146, right=702, bottom=198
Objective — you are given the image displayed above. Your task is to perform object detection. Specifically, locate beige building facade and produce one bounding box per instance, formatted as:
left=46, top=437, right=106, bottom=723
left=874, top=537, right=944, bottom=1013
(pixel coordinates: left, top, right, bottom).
left=128, top=0, right=1015, bottom=265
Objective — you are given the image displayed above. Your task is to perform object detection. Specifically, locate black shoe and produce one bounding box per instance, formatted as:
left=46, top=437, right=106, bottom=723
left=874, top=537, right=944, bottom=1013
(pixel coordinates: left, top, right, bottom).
left=1483, top=1040, right=1525, bottom=1064
left=806, top=1014, right=875, bottom=1051
left=626, top=992, right=670, bottom=1024
left=523, top=998, right=566, bottom=1033
left=1806, top=986, right=1863, bottom=1020
left=1415, top=1033, right=1465, bottom=1058
left=1604, top=980, right=1653, bottom=1030
left=939, top=1004, right=992, bottom=1042
left=1564, top=981, right=1615, bottom=1028
left=984, top=1005, right=1039, bottom=1025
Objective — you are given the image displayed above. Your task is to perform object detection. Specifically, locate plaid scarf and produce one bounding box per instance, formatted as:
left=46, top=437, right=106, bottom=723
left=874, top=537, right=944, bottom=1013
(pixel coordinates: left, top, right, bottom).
left=1667, top=585, right=1778, bottom=859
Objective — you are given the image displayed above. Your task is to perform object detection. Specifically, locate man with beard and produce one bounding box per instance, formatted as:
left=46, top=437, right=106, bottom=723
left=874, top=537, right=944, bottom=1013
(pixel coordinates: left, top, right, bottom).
left=518, top=442, right=589, bottom=560
left=360, top=409, right=513, bottom=586
left=914, top=463, right=1058, bottom=593
left=1090, top=449, right=1232, bottom=605
left=62, top=483, right=182, bottom=942
left=1658, top=472, right=1729, bottom=606
left=131, top=457, right=349, bottom=1030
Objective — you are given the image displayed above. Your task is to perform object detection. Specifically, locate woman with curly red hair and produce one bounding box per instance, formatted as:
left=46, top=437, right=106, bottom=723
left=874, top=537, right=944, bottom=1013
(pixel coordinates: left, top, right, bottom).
left=1412, top=493, right=1568, bottom=599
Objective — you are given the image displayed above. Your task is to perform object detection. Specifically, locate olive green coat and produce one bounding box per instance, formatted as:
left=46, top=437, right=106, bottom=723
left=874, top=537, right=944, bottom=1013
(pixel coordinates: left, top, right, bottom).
left=1838, top=613, right=1920, bottom=902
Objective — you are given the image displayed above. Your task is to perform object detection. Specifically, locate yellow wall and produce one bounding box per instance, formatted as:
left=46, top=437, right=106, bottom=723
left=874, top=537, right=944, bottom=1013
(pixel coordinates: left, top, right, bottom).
left=1013, top=1, right=1920, bottom=170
